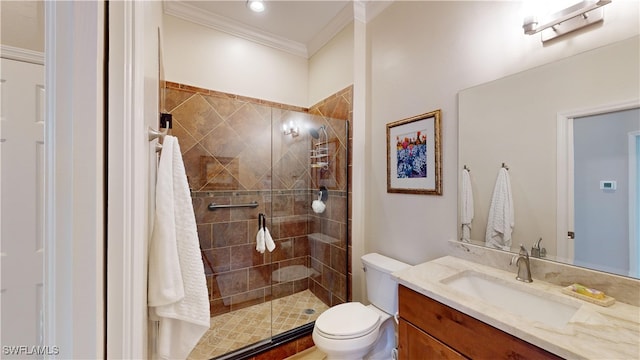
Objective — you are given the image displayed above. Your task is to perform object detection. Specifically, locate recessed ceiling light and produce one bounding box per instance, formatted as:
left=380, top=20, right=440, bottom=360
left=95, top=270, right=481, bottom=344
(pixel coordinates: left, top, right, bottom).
left=247, top=0, right=265, bottom=13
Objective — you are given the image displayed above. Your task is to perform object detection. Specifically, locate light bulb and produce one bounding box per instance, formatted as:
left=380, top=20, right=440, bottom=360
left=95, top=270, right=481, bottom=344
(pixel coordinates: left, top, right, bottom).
left=247, top=0, right=265, bottom=13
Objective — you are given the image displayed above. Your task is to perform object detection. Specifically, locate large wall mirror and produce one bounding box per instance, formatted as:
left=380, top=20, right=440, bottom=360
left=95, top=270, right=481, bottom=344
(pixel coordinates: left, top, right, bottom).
left=458, top=35, right=640, bottom=279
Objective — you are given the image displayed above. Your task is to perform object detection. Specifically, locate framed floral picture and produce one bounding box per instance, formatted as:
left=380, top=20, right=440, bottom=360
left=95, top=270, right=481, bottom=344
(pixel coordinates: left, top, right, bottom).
left=386, top=110, right=442, bottom=195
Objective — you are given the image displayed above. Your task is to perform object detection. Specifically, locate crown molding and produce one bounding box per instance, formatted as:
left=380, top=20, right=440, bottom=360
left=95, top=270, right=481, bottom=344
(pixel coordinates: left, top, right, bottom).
left=307, top=3, right=354, bottom=57
left=0, top=45, right=44, bottom=65
left=354, top=0, right=394, bottom=23
left=164, top=1, right=309, bottom=58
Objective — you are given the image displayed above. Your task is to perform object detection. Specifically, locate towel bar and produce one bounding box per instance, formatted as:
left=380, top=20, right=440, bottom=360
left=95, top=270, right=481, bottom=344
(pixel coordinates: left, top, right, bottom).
left=208, top=201, right=259, bottom=211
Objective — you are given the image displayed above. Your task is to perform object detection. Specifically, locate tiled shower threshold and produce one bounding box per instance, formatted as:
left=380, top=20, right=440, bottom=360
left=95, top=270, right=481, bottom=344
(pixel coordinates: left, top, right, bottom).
left=188, top=290, right=329, bottom=360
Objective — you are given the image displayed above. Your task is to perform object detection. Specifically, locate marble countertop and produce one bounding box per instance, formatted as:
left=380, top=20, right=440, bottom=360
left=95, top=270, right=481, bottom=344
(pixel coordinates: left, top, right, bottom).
left=392, top=256, right=640, bottom=360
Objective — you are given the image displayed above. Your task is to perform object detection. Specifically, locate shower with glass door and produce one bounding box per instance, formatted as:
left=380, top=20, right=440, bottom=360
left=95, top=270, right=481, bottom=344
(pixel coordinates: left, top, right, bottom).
left=161, top=82, right=350, bottom=359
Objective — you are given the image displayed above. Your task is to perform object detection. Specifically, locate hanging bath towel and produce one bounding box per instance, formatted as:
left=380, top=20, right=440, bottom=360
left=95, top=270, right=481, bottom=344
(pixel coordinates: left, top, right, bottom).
left=148, top=135, right=210, bottom=360
left=485, top=167, right=514, bottom=250
left=461, top=168, right=474, bottom=242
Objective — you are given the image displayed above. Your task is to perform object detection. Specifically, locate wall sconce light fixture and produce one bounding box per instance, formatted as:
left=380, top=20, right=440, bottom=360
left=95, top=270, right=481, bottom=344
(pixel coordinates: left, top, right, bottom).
left=523, top=0, right=612, bottom=42
left=282, top=121, right=299, bottom=137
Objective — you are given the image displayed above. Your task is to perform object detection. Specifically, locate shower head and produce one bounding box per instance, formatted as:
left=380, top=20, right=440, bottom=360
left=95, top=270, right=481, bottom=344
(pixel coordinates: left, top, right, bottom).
left=309, top=125, right=326, bottom=139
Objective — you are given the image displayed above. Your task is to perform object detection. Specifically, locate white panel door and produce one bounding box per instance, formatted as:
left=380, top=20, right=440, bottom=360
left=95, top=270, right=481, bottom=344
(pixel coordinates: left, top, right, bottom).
left=0, top=58, right=45, bottom=353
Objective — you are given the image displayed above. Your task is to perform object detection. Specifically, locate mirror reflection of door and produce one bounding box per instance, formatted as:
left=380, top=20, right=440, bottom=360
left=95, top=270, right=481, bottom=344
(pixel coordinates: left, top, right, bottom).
left=570, top=108, right=640, bottom=277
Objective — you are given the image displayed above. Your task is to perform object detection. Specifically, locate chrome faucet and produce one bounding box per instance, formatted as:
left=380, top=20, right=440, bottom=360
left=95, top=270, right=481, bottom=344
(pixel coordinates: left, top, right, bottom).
left=510, top=244, right=533, bottom=283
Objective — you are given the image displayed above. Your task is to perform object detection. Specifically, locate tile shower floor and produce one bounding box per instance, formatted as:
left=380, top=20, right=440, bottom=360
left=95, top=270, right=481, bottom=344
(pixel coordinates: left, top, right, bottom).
left=188, top=290, right=329, bottom=360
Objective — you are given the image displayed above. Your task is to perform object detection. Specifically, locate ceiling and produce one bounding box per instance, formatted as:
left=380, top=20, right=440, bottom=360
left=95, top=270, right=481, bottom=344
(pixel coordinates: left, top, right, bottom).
left=164, top=0, right=355, bottom=58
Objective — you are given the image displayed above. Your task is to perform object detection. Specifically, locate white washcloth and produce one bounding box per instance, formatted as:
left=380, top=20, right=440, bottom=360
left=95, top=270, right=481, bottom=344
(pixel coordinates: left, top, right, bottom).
left=256, top=227, right=265, bottom=253
left=264, top=227, right=276, bottom=252
left=460, top=168, right=474, bottom=242
left=485, top=167, right=514, bottom=250
left=148, top=135, right=210, bottom=360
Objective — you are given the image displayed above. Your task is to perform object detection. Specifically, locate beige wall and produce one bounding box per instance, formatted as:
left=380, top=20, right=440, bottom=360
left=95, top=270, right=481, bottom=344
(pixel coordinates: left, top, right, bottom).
left=163, top=15, right=310, bottom=107
left=308, top=22, right=354, bottom=106
left=0, top=1, right=44, bottom=52
left=364, top=1, right=640, bottom=266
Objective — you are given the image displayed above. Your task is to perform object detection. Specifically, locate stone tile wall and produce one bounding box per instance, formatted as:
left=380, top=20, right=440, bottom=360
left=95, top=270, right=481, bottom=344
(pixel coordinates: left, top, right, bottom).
left=162, top=82, right=353, bottom=315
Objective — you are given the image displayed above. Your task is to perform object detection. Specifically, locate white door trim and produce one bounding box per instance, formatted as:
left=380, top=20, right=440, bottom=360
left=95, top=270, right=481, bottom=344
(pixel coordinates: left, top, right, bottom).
left=106, top=1, right=149, bottom=358
left=44, top=1, right=105, bottom=358
left=629, top=131, right=640, bottom=278
left=0, top=44, right=44, bottom=65
left=556, top=99, right=640, bottom=263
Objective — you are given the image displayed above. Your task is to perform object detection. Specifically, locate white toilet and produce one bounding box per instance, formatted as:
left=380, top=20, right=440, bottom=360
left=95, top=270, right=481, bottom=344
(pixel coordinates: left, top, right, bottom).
left=312, top=253, right=410, bottom=360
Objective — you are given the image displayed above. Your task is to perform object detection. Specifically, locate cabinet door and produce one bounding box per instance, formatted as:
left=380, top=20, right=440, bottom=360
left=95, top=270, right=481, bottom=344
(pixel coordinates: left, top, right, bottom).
left=398, top=319, right=467, bottom=360
left=399, top=285, right=563, bottom=360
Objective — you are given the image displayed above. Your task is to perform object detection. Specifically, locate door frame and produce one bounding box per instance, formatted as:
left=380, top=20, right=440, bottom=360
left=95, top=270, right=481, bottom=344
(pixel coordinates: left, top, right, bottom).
left=556, top=99, right=640, bottom=263
left=106, top=1, right=149, bottom=358
left=44, top=1, right=105, bottom=357
left=629, top=130, right=640, bottom=277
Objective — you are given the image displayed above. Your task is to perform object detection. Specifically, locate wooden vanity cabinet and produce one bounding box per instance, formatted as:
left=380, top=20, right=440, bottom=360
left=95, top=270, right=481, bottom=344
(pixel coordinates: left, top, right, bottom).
left=397, top=285, right=562, bottom=360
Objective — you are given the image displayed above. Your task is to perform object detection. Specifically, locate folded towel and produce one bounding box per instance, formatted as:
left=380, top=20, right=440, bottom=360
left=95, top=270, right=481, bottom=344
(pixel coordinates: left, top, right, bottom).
left=264, top=227, right=276, bottom=252
left=485, top=167, right=514, bottom=250
left=148, top=136, right=210, bottom=359
left=461, top=168, right=474, bottom=242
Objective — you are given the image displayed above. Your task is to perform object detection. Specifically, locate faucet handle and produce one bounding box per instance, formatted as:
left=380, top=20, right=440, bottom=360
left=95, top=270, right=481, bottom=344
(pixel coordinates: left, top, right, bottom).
left=533, top=238, right=542, bottom=249
left=518, top=244, right=529, bottom=257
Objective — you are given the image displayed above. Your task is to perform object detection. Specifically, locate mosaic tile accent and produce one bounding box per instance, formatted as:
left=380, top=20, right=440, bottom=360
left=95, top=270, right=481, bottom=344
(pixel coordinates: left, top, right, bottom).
left=187, top=290, right=328, bottom=360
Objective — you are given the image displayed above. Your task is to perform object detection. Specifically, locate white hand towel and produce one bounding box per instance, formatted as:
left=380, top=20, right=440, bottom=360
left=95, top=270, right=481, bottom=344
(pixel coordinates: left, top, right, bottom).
left=256, top=227, right=265, bottom=253
left=485, top=167, right=514, bottom=250
left=461, top=168, right=474, bottom=242
left=148, top=136, right=210, bottom=360
left=264, top=227, right=276, bottom=252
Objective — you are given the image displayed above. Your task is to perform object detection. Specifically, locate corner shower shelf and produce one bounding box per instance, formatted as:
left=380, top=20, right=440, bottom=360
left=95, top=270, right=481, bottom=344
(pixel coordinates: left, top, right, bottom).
left=310, top=145, right=329, bottom=169
left=308, top=232, right=340, bottom=244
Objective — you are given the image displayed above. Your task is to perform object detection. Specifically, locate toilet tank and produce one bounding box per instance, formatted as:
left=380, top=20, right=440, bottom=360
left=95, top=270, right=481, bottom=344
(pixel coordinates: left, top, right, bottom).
left=361, top=253, right=410, bottom=314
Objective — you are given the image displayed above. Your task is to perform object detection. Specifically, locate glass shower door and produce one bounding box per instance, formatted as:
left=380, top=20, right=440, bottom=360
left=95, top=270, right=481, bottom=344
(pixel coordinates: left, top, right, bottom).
left=165, top=80, right=350, bottom=358
left=268, top=109, right=349, bottom=339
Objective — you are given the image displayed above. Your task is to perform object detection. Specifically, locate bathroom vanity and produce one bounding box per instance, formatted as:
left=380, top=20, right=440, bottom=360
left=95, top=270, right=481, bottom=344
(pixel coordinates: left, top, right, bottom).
left=398, top=285, right=560, bottom=359
left=393, top=256, right=640, bottom=359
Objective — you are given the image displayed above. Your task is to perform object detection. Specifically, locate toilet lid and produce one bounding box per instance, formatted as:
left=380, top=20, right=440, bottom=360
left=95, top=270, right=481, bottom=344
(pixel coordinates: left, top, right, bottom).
left=315, top=302, right=380, bottom=340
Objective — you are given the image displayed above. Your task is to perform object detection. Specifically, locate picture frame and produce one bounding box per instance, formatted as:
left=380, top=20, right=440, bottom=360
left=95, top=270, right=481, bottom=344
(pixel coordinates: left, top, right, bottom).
left=387, top=109, right=442, bottom=195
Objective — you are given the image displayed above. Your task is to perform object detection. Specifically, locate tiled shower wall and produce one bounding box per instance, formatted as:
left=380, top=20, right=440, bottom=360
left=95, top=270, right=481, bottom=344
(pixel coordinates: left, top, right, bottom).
left=162, top=82, right=353, bottom=316
left=307, top=87, right=353, bottom=305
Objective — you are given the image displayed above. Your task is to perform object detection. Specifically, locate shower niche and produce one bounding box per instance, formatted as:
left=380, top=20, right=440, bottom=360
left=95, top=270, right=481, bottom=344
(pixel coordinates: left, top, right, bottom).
left=162, top=82, right=352, bottom=359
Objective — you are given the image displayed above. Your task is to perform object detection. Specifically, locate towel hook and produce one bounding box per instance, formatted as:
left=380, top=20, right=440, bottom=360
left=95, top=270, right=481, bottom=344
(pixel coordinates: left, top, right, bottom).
left=463, top=165, right=471, bottom=172
left=502, top=162, right=509, bottom=170
left=148, top=126, right=168, bottom=141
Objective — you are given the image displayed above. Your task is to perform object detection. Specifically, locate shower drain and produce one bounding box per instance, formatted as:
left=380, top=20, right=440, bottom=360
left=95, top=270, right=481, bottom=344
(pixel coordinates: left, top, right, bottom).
left=303, top=308, right=316, bottom=315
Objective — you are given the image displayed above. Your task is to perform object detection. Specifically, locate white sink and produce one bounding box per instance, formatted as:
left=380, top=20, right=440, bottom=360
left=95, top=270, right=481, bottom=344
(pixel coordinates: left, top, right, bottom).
left=441, top=271, right=580, bottom=328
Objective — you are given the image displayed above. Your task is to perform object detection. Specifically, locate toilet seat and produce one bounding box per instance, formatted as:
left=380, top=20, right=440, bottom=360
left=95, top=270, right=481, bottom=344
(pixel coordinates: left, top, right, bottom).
left=314, top=302, right=380, bottom=340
